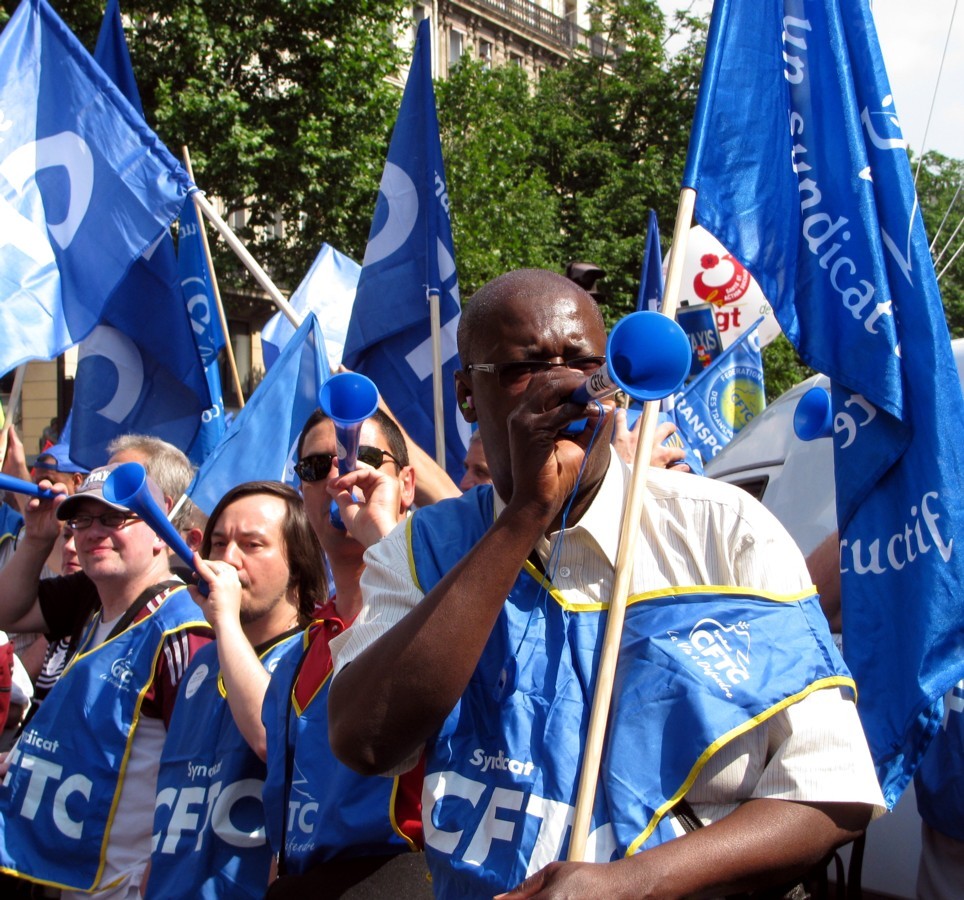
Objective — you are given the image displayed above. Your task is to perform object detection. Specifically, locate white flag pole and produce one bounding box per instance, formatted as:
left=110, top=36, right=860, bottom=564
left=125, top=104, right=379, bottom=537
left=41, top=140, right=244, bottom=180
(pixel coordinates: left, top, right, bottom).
left=567, top=187, right=696, bottom=860
left=182, top=148, right=246, bottom=408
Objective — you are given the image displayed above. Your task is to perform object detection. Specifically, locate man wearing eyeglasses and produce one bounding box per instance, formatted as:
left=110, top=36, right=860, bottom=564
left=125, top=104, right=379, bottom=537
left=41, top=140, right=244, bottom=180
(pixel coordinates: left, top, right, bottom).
left=0, top=464, right=211, bottom=899
left=327, top=268, right=885, bottom=898
left=254, top=408, right=428, bottom=897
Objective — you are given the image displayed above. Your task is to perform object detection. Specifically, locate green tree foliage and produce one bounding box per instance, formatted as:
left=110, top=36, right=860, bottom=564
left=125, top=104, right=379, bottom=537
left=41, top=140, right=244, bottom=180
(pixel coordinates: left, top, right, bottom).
left=436, top=60, right=562, bottom=297
left=4, top=0, right=409, bottom=291
left=436, top=0, right=706, bottom=324
left=914, top=150, right=964, bottom=338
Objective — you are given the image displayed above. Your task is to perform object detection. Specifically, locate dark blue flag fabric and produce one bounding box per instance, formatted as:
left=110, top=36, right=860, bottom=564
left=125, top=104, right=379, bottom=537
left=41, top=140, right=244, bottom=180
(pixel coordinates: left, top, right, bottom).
left=92, top=0, right=143, bottom=117
left=0, top=0, right=192, bottom=378
left=671, top=320, right=765, bottom=463
left=178, top=197, right=227, bottom=464
left=187, top=314, right=329, bottom=515
left=683, top=0, right=964, bottom=806
left=68, top=0, right=208, bottom=468
left=342, top=18, right=467, bottom=479
left=636, top=209, right=664, bottom=312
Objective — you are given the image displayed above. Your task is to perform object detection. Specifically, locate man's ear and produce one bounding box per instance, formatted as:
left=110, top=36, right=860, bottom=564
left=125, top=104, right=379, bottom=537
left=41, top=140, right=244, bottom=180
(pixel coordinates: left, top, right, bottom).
left=183, top=527, right=204, bottom=552
left=398, top=465, right=417, bottom=512
left=455, top=371, right=477, bottom=423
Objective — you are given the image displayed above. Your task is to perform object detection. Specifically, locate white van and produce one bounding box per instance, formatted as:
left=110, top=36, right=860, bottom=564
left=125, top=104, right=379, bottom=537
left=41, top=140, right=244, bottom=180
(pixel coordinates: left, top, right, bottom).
left=703, top=338, right=964, bottom=899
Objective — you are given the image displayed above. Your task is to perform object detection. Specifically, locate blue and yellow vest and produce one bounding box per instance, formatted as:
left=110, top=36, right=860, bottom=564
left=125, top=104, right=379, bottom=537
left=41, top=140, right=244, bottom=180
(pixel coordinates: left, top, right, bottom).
left=148, top=631, right=300, bottom=899
left=915, top=678, right=964, bottom=841
left=0, top=586, right=208, bottom=892
left=409, top=486, right=855, bottom=898
left=261, top=623, right=421, bottom=875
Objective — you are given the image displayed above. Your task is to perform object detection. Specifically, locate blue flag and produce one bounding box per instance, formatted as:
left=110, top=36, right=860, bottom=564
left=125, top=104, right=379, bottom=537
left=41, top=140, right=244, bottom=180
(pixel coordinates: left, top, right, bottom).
left=187, top=314, right=329, bottom=514
left=342, top=18, right=466, bottom=479
left=0, top=0, right=192, bottom=377
left=67, top=0, right=209, bottom=468
left=671, top=320, right=765, bottom=463
left=92, top=0, right=143, bottom=117
left=683, top=0, right=964, bottom=806
left=636, top=209, right=664, bottom=312
left=178, top=197, right=227, bottom=464
left=262, top=242, right=360, bottom=373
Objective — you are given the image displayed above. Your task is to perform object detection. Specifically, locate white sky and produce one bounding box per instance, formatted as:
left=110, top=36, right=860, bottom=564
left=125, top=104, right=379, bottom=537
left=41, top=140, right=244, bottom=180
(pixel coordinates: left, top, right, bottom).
left=659, top=0, right=963, bottom=160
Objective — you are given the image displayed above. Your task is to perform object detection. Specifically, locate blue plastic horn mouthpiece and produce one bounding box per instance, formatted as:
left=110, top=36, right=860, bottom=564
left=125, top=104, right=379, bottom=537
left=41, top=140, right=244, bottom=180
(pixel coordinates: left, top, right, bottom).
left=318, top=372, right=380, bottom=530
left=793, top=386, right=833, bottom=441
left=103, top=462, right=208, bottom=596
left=0, top=473, right=56, bottom=500
left=570, top=311, right=692, bottom=406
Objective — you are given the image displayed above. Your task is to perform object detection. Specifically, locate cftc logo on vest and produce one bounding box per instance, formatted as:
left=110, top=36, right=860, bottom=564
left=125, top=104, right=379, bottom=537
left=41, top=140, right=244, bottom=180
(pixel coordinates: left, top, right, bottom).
left=101, top=650, right=136, bottom=692
left=153, top=776, right=266, bottom=852
left=667, top=618, right=751, bottom=699
left=3, top=738, right=93, bottom=840
left=284, top=762, right=319, bottom=856
left=423, top=769, right=619, bottom=877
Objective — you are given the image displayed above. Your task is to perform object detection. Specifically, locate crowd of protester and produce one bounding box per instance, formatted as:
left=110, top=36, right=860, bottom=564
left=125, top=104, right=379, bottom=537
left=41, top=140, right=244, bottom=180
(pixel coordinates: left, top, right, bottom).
left=5, top=268, right=953, bottom=900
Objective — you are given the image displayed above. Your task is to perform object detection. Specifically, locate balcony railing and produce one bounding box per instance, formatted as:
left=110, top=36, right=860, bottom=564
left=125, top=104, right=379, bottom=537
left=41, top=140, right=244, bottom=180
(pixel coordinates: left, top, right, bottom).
left=457, top=0, right=619, bottom=58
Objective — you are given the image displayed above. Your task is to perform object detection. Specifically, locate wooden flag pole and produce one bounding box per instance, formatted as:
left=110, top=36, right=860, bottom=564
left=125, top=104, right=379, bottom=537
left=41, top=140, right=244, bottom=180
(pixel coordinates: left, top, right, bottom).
left=428, top=289, right=446, bottom=469
left=0, top=365, right=27, bottom=471
left=567, top=187, right=696, bottom=861
left=192, top=192, right=302, bottom=329
left=182, top=148, right=247, bottom=409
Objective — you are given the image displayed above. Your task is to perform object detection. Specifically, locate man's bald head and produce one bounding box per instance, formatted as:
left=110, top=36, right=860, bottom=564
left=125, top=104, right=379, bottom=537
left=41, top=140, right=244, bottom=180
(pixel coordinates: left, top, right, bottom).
left=457, top=269, right=606, bottom=367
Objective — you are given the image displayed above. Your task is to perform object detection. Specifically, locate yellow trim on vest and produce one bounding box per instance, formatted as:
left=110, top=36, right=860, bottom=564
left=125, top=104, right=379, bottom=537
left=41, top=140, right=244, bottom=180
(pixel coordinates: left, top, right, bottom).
left=93, top=620, right=210, bottom=890
left=406, top=518, right=421, bottom=591
left=291, top=624, right=331, bottom=718
left=543, top=583, right=819, bottom=614
left=623, top=675, right=857, bottom=857
left=388, top=776, right=420, bottom=852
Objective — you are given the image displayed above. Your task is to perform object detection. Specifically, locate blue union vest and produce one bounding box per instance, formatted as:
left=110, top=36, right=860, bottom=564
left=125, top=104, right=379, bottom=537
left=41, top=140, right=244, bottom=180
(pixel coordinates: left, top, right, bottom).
left=409, top=486, right=855, bottom=898
left=915, top=678, right=964, bottom=841
left=148, top=631, right=300, bottom=899
left=261, top=624, right=421, bottom=875
left=0, top=586, right=208, bottom=892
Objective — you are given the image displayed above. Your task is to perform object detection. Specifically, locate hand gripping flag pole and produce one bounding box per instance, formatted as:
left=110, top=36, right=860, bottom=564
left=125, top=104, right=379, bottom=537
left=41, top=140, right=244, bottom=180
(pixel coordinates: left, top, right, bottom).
left=567, top=188, right=697, bottom=861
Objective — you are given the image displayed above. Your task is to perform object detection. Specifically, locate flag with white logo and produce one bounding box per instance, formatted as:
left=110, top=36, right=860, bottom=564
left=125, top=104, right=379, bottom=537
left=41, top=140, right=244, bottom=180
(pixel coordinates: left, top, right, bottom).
left=671, top=320, right=765, bottom=462
left=177, top=196, right=227, bottom=464
left=187, top=313, right=328, bottom=514
left=683, top=0, right=964, bottom=806
left=636, top=209, right=664, bottom=313
left=261, top=242, right=360, bottom=373
left=342, top=18, right=466, bottom=478
left=0, top=0, right=192, bottom=384
left=66, top=0, right=208, bottom=468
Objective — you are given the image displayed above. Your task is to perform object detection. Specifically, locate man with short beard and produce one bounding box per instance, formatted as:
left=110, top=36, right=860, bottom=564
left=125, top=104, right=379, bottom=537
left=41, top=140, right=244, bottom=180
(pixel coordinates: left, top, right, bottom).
left=148, top=481, right=326, bottom=899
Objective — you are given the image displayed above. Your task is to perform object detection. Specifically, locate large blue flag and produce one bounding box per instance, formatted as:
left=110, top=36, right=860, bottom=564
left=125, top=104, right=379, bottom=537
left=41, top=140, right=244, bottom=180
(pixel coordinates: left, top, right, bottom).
left=0, top=0, right=192, bottom=377
left=683, top=0, right=964, bottom=806
left=636, top=209, right=664, bottom=312
left=67, top=0, right=208, bottom=468
left=187, top=313, right=329, bottom=514
left=671, top=320, right=765, bottom=462
left=342, top=18, right=467, bottom=479
left=178, top=196, right=227, bottom=464
left=262, top=242, right=360, bottom=373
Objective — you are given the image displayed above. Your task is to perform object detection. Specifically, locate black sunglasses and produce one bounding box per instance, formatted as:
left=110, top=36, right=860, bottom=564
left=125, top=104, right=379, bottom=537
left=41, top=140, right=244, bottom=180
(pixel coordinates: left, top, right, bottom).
left=295, top=446, right=403, bottom=483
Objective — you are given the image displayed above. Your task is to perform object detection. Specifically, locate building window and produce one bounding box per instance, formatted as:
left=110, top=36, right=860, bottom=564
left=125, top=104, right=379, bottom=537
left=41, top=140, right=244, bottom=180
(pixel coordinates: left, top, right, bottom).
left=478, top=39, right=493, bottom=67
left=510, top=52, right=524, bottom=68
left=413, top=4, right=427, bottom=40
left=449, top=29, right=464, bottom=72
left=221, top=319, right=252, bottom=411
